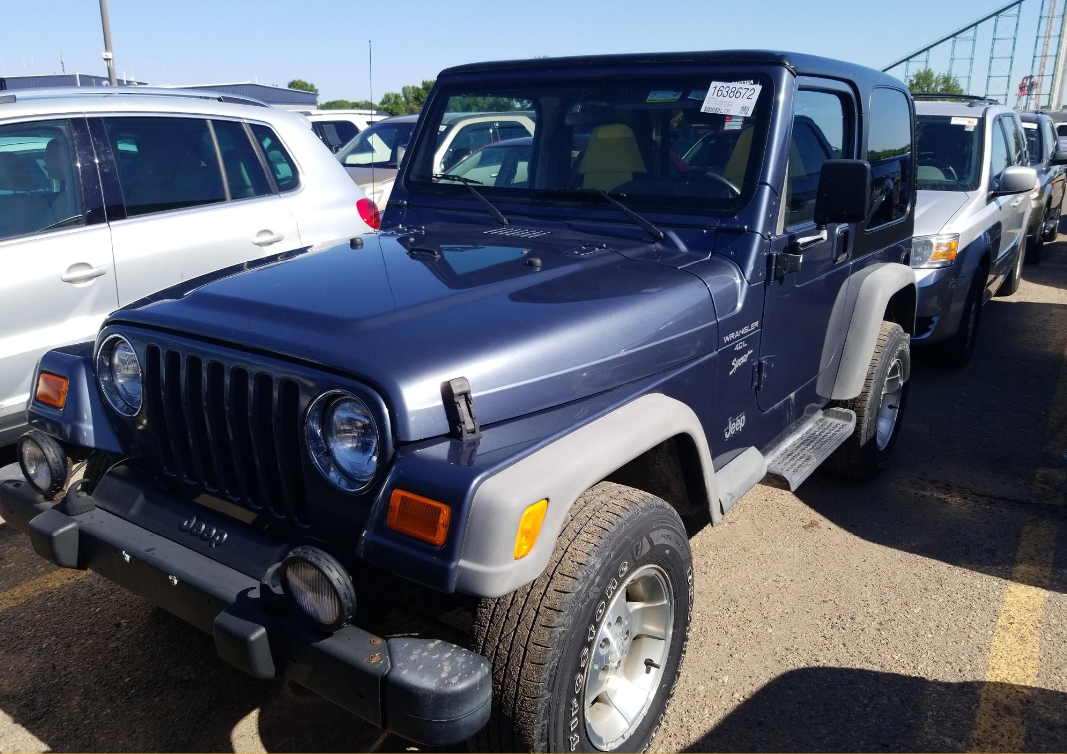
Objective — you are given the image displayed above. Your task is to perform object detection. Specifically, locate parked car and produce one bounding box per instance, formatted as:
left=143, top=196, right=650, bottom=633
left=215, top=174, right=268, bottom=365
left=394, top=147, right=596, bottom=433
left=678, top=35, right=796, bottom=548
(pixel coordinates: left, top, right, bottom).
left=0, top=86, right=376, bottom=446
left=304, top=109, right=388, bottom=152
left=911, top=96, right=1037, bottom=365
left=1019, top=111, right=1067, bottom=262
left=336, top=114, right=418, bottom=207
left=2, top=52, right=920, bottom=751
left=1056, top=121, right=1067, bottom=152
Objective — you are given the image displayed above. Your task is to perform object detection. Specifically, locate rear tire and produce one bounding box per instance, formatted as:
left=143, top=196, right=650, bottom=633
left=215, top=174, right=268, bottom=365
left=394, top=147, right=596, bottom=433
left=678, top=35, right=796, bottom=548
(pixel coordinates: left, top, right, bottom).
left=827, top=322, right=910, bottom=482
left=470, top=483, right=693, bottom=753
left=945, top=272, right=984, bottom=367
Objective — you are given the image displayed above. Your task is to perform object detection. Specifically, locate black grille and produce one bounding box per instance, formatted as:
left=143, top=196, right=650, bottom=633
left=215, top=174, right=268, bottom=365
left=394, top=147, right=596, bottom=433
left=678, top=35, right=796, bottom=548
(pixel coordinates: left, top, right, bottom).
left=143, top=344, right=310, bottom=526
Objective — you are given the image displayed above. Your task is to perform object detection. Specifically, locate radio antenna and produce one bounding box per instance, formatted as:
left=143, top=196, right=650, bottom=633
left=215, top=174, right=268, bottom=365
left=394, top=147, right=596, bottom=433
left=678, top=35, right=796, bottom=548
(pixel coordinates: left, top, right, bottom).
left=368, top=39, right=375, bottom=214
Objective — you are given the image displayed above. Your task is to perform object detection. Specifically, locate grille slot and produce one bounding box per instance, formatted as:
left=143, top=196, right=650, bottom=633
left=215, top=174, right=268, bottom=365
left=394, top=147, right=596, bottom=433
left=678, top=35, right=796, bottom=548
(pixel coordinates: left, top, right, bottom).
left=143, top=344, right=309, bottom=527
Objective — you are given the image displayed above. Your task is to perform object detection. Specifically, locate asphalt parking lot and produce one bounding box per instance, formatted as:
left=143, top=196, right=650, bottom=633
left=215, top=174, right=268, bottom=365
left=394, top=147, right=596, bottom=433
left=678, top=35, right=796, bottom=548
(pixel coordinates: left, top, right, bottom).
left=2, top=241, right=1067, bottom=753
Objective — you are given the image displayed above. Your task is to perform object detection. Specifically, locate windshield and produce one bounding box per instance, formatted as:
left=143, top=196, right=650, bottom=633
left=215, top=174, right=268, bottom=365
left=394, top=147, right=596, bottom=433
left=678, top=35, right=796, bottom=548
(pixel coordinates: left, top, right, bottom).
left=916, top=115, right=983, bottom=191
left=407, top=73, right=773, bottom=214
left=337, top=121, right=415, bottom=168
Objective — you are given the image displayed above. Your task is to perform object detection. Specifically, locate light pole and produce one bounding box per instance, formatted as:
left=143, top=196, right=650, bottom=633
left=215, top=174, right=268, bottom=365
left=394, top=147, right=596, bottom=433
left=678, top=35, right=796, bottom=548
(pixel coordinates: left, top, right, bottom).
left=98, top=0, right=117, bottom=86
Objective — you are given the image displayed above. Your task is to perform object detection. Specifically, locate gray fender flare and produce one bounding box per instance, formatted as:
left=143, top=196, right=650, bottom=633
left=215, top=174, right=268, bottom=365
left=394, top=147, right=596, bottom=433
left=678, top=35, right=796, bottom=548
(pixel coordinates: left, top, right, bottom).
left=454, top=393, right=717, bottom=598
left=831, top=262, right=916, bottom=401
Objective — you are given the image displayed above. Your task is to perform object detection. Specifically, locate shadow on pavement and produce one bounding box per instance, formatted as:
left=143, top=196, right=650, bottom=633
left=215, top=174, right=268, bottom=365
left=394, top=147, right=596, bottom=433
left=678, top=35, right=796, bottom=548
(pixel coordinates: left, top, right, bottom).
left=683, top=666, right=1067, bottom=752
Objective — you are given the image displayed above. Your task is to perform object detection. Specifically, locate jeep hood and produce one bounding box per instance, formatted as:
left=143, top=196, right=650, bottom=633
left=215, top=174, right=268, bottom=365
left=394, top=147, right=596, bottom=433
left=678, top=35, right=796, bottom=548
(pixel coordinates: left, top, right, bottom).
left=109, top=227, right=719, bottom=442
left=914, top=190, right=972, bottom=236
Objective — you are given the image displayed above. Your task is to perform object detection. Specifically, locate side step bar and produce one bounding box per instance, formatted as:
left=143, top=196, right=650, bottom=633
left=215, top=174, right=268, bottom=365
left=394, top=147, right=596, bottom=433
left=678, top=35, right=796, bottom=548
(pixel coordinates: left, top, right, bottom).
left=764, top=408, right=856, bottom=491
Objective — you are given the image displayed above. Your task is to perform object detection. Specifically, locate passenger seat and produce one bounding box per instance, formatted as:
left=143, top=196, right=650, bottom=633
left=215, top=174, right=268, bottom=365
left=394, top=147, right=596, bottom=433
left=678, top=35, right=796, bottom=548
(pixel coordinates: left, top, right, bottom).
left=578, top=124, right=647, bottom=191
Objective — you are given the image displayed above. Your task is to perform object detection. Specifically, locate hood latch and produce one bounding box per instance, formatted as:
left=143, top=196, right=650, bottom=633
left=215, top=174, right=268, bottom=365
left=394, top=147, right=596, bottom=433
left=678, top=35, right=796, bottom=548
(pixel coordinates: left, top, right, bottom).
left=442, top=376, right=481, bottom=441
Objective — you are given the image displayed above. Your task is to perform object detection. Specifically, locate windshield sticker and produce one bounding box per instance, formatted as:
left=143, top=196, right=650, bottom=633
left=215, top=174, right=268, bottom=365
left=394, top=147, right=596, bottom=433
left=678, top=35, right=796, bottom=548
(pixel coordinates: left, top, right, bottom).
left=950, top=116, right=978, bottom=131
left=646, top=90, right=682, bottom=103
left=1022, top=122, right=1039, bottom=129
left=689, top=90, right=708, bottom=101
left=724, top=115, right=744, bottom=131
left=700, top=81, right=762, bottom=117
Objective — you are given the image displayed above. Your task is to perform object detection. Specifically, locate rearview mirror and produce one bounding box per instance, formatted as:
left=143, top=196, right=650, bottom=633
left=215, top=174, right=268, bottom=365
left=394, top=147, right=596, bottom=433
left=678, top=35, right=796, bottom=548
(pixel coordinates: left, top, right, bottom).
left=814, top=159, right=872, bottom=226
left=995, top=165, right=1038, bottom=195
left=1052, top=150, right=1067, bottom=166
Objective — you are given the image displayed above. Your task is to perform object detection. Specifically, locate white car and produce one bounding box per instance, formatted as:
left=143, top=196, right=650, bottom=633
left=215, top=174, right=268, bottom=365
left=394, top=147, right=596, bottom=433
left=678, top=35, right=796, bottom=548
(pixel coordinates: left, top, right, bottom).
left=0, top=87, right=377, bottom=444
left=304, top=109, right=389, bottom=152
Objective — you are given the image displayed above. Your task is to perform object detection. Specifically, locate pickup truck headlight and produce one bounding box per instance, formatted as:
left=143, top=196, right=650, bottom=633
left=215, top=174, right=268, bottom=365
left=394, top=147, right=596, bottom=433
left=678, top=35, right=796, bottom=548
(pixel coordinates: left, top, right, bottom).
left=96, top=334, right=143, bottom=416
left=306, top=390, right=379, bottom=492
left=911, top=234, right=960, bottom=269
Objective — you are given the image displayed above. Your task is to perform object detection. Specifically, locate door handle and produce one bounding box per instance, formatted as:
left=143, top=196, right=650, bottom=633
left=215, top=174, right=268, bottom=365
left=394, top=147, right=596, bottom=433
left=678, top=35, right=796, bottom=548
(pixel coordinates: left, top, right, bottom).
left=61, top=264, right=107, bottom=284
left=253, top=230, right=285, bottom=247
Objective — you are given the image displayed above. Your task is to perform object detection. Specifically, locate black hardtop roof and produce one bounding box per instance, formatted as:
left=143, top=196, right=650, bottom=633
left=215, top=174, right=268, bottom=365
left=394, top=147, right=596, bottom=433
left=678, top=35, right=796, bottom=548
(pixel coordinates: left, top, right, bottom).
left=440, top=49, right=905, bottom=91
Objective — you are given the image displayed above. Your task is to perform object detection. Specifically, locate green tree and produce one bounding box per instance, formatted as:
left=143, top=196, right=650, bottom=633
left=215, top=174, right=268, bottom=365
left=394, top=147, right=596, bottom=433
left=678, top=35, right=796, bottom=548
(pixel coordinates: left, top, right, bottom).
left=907, top=68, right=964, bottom=95
left=286, top=79, right=319, bottom=94
left=377, top=79, right=436, bottom=114
left=320, top=98, right=378, bottom=110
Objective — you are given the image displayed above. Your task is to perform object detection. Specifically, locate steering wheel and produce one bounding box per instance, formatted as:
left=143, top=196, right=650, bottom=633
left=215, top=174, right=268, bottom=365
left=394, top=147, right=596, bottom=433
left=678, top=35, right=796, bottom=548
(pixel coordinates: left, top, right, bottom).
left=667, top=169, right=741, bottom=197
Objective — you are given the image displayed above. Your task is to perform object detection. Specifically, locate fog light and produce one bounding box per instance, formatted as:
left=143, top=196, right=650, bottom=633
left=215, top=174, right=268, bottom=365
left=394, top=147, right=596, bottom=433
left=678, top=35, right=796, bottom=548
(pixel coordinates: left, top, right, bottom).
left=17, top=429, right=70, bottom=498
left=280, top=546, right=355, bottom=631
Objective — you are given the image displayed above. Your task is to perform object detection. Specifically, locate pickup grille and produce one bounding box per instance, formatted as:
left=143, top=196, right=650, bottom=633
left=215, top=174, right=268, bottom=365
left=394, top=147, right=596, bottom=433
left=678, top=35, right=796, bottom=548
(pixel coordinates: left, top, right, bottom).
left=141, top=344, right=310, bottom=527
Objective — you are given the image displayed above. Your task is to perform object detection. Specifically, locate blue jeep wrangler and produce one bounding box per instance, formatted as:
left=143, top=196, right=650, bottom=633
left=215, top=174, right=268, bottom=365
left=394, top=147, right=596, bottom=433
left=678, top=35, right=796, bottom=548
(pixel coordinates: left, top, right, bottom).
left=1, top=51, right=917, bottom=752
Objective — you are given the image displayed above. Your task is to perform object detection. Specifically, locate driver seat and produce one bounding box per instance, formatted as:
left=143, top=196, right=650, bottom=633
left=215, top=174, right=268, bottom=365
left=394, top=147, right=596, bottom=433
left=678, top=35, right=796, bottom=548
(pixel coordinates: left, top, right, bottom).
left=579, top=124, right=646, bottom=191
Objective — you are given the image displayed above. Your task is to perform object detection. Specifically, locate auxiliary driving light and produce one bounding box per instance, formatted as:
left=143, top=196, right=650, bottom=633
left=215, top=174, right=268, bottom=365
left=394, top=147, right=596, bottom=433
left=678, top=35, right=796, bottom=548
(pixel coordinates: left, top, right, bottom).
left=279, top=545, right=356, bottom=631
left=17, top=429, right=70, bottom=498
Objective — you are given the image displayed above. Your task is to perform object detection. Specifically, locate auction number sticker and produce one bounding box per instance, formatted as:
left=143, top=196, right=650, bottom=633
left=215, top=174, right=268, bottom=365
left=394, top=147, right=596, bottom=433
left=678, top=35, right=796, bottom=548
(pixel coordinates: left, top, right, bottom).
left=700, top=81, right=762, bottom=117
left=950, top=116, right=978, bottom=131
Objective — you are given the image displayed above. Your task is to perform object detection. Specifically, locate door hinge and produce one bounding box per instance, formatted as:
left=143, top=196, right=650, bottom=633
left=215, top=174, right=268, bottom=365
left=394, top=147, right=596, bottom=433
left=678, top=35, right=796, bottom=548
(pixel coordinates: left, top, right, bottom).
left=770, top=251, right=803, bottom=282
left=753, top=358, right=771, bottom=391
left=442, top=376, right=481, bottom=440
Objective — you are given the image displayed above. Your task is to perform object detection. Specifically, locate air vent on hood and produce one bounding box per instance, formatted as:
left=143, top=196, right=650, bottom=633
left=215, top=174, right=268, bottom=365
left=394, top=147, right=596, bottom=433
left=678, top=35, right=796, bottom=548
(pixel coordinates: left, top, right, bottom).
left=484, top=227, right=552, bottom=239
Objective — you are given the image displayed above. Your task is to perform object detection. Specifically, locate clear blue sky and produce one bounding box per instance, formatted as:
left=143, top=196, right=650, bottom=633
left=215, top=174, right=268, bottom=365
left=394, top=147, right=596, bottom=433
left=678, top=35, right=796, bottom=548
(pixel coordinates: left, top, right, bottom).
left=0, top=0, right=1047, bottom=102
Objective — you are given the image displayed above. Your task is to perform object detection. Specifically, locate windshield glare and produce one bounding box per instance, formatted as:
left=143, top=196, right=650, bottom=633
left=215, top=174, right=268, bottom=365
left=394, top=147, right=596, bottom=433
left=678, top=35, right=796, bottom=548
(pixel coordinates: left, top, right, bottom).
left=337, top=121, right=415, bottom=168
left=916, top=115, right=982, bottom=191
left=407, top=74, right=773, bottom=214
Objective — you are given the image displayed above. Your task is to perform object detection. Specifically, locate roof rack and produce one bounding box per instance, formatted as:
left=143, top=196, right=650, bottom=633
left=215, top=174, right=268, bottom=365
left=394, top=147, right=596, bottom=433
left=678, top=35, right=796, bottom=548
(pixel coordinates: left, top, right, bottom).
left=0, top=86, right=268, bottom=107
left=911, top=93, right=999, bottom=106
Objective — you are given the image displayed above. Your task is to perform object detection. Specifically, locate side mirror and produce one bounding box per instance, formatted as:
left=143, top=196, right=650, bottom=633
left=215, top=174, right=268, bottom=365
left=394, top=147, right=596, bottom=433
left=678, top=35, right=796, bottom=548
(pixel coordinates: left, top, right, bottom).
left=995, top=165, right=1038, bottom=195
left=1052, top=150, right=1067, bottom=166
left=814, top=159, right=872, bottom=226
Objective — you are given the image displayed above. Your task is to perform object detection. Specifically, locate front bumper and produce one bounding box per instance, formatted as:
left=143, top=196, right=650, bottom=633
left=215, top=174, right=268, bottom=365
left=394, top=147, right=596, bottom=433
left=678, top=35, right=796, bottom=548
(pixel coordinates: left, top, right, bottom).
left=0, top=463, right=491, bottom=746
left=912, top=266, right=969, bottom=344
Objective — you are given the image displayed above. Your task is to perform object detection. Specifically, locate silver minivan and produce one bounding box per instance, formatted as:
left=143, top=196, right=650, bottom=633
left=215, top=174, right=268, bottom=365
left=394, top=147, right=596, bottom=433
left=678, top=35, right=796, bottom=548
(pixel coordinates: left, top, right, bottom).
left=0, top=87, right=374, bottom=444
left=911, top=97, right=1038, bottom=365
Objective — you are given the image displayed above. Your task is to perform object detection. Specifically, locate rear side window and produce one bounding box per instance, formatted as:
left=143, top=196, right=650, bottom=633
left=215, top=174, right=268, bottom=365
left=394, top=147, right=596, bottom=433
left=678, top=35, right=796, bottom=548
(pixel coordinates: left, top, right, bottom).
left=786, top=90, right=847, bottom=227
left=211, top=120, right=272, bottom=199
left=313, top=120, right=358, bottom=151
left=441, top=123, right=496, bottom=172
left=104, top=116, right=226, bottom=217
left=250, top=124, right=300, bottom=192
left=0, top=119, right=86, bottom=242
left=865, top=88, right=912, bottom=229
left=498, top=121, right=533, bottom=141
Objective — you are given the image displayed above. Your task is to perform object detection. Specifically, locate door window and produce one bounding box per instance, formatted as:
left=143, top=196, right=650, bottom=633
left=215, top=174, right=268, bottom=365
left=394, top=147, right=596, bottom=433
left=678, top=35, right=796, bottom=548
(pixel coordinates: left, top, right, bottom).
left=989, top=119, right=1011, bottom=191
left=785, top=90, right=847, bottom=227
left=104, top=117, right=226, bottom=217
left=250, top=124, right=300, bottom=191
left=441, top=123, right=496, bottom=171
left=1045, top=121, right=1058, bottom=159
left=1007, top=117, right=1027, bottom=165
left=211, top=120, right=272, bottom=199
left=865, top=88, right=912, bottom=229
left=0, top=120, right=86, bottom=242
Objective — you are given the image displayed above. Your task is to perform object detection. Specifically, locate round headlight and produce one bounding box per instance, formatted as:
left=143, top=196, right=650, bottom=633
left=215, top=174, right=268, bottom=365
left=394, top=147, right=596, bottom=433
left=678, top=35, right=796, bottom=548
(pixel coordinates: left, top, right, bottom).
left=96, top=334, right=142, bottom=416
left=17, top=429, right=70, bottom=498
left=280, top=545, right=355, bottom=631
left=306, top=391, right=379, bottom=492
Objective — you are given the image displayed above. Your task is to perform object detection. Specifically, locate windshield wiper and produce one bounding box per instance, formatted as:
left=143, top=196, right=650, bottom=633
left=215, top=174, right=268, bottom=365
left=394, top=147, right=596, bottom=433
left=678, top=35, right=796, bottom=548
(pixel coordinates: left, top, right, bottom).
left=549, top=188, right=664, bottom=242
left=425, top=173, right=509, bottom=227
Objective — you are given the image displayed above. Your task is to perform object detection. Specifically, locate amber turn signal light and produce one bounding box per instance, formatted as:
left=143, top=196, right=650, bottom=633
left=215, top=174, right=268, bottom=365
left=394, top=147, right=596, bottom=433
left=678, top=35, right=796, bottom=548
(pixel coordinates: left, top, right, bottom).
left=35, top=372, right=68, bottom=409
left=387, top=489, right=451, bottom=546
left=514, top=498, right=548, bottom=560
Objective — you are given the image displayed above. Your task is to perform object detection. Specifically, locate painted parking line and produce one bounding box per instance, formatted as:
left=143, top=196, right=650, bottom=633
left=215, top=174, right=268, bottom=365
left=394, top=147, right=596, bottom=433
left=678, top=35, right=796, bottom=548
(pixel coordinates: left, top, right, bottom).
left=0, top=568, right=90, bottom=613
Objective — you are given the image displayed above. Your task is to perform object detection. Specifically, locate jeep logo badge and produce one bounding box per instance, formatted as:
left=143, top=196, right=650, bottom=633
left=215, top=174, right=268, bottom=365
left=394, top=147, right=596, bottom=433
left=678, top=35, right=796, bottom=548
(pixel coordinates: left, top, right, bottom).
left=179, top=515, right=228, bottom=547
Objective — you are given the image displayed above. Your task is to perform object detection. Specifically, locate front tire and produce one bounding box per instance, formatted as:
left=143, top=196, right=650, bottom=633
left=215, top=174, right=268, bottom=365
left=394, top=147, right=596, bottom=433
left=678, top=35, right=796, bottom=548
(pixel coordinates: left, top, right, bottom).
left=827, top=321, right=910, bottom=482
left=996, top=244, right=1024, bottom=297
left=1026, top=231, right=1045, bottom=264
left=945, top=272, right=984, bottom=367
left=471, top=483, right=693, bottom=753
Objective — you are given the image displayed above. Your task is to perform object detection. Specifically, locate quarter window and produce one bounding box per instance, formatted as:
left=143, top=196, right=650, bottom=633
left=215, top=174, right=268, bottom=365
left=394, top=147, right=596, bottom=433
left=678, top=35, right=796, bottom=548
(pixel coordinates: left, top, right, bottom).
left=250, top=124, right=300, bottom=191
left=785, top=90, right=847, bottom=227
left=866, top=88, right=913, bottom=229
left=0, top=119, right=86, bottom=243
left=211, top=120, right=272, bottom=199
left=104, top=117, right=226, bottom=217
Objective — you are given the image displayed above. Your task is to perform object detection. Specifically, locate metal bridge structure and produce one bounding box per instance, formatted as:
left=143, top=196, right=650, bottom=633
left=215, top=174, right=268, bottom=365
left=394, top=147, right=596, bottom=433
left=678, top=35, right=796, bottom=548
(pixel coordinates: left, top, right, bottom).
left=883, top=0, right=1067, bottom=109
